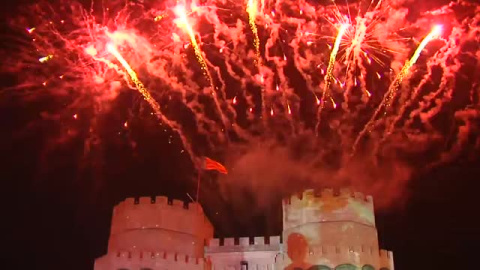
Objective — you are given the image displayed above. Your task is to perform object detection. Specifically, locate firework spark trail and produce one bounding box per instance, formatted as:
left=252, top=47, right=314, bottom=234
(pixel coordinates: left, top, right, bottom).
left=246, top=0, right=261, bottom=66
left=174, top=6, right=214, bottom=88
left=315, top=23, right=348, bottom=134
left=384, top=25, right=443, bottom=108
left=173, top=5, right=229, bottom=133
left=106, top=43, right=195, bottom=162
left=211, top=17, right=258, bottom=126
left=382, top=27, right=460, bottom=142
left=145, top=44, right=223, bottom=148
left=351, top=25, right=442, bottom=155
left=343, top=17, right=371, bottom=98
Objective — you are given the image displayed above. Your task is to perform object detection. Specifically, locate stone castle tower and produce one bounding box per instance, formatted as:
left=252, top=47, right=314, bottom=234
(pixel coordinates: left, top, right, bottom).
left=94, top=189, right=394, bottom=269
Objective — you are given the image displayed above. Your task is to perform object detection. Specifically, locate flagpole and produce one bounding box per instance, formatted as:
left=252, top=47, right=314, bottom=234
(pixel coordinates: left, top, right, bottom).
left=196, top=170, right=201, bottom=203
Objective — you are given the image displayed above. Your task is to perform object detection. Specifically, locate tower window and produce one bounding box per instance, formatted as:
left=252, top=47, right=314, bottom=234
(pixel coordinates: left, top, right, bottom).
left=240, top=260, right=248, bottom=270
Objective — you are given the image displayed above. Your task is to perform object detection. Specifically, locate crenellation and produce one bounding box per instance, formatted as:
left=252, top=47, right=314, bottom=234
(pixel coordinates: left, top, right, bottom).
left=321, top=188, right=334, bottom=197
left=223, top=238, right=235, bottom=246
left=354, top=191, right=366, bottom=201
left=284, top=188, right=373, bottom=207
left=114, top=195, right=205, bottom=211
left=239, top=237, right=249, bottom=246
left=188, top=202, right=202, bottom=212
left=289, top=193, right=302, bottom=204
left=155, top=196, right=168, bottom=204
left=366, top=195, right=373, bottom=203
left=208, top=238, right=220, bottom=247
left=380, top=249, right=393, bottom=258
left=340, top=187, right=353, bottom=197
left=254, top=236, right=265, bottom=245
left=172, top=199, right=185, bottom=208
left=205, top=236, right=283, bottom=248
left=138, top=196, right=151, bottom=204
left=379, top=249, right=388, bottom=258
left=269, top=236, right=281, bottom=245
left=124, top=197, right=135, bottom=205
left=303, top=189, right=315, bottom=200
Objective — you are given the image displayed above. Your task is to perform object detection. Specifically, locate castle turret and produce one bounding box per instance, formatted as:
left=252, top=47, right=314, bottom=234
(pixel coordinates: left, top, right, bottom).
left=94, top=196, right=213, bottom=270
left=280, top=188, right=394, bottom=269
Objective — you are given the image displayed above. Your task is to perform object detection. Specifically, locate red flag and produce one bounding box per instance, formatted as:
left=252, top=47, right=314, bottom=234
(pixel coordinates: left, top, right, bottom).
left=204, top=157, right=228, bottom=174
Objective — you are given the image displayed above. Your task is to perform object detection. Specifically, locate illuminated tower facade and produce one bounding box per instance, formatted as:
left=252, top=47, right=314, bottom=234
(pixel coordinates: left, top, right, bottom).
left=94, top=189, right=394, bottom=270
left=94, top=196, right=213, bottom=270
left=276, top=188, right=394, bottom=269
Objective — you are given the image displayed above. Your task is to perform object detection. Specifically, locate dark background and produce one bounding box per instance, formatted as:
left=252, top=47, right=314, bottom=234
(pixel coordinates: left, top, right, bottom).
left=2, top=1, right=480, bottom=270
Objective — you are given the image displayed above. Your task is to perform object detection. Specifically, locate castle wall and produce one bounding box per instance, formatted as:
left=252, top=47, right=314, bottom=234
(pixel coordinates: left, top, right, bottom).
left=205, top=237, right=281, bottom=270
left=108, top=196, right=213, bottom=258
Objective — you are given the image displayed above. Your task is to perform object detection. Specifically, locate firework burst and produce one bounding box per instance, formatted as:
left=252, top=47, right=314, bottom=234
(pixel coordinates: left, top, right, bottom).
left=3, top=0, right=479, bottom=194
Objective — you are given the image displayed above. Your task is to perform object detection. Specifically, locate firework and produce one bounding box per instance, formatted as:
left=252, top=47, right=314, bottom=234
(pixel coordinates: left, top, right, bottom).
left=5, top=0, right=479, bottom=188
left=106, top=44, right=161, bottom=117
left=173, top=5, right=213, bottom=88
left=351, top=25, right=443, bottom=154
left=246, top=0, right=261, bottom=65
left=316, top=23, right=348, bottom=133
left=173, top=4, right=229, bottom=131
left=384, top=25, right=443, bottom=108
left=106, top=43, right=195, bottom=162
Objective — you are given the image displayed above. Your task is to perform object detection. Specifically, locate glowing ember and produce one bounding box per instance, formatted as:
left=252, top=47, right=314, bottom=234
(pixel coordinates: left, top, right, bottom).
left=39, top=54, right=53, bottom=63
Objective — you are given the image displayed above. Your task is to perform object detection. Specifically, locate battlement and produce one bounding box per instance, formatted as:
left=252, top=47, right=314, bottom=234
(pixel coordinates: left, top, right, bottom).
left=94, top=251, right=205, bottom=270
left=283, top=188, right=373, bottom=205
left=115, top=196, right=203, bottom=212
left=110, top=196, right=213, bottom=237
left=205, top=236, right=282, bottom=253
left=274, top=246, right=394, bottom=269
left=114, top=250, right=205, bottom=264
left=283, top=188, right=375, bottom=230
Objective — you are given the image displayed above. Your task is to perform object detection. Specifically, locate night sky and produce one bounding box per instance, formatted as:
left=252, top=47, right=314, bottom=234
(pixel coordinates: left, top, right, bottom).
left=2, top=0, right=480, bottom=270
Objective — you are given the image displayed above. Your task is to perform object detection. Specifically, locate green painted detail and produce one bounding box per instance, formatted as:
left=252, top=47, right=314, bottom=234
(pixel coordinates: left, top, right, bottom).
left=362, top=265, right=375, bottom=270
left=348, top=199, right=375, bottom=224
left=335, top=264, right=358, bottom=270
left=306, top=266, right=332, bottom=270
